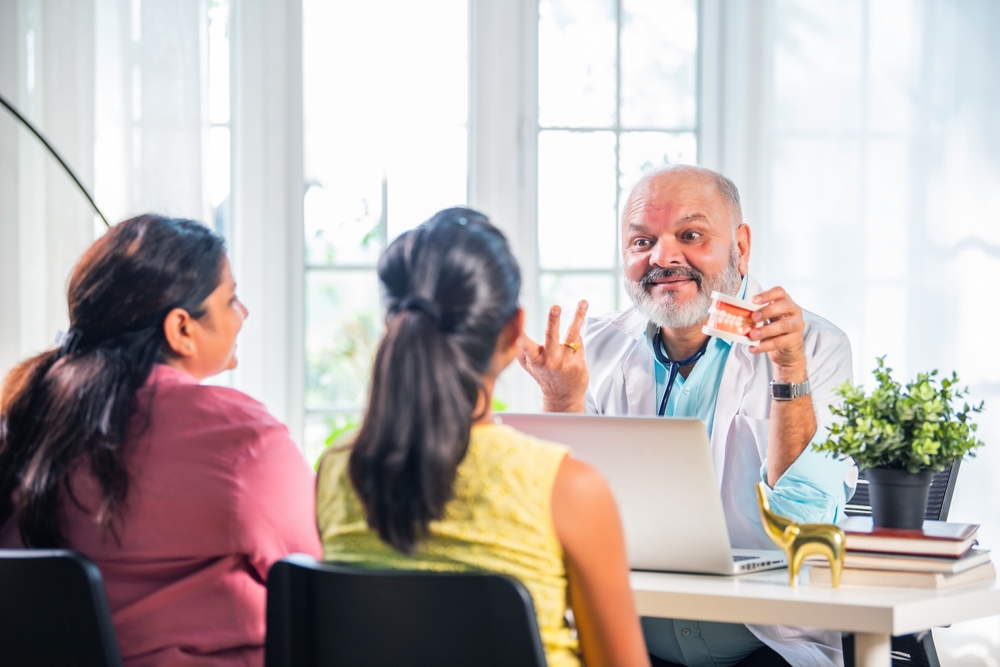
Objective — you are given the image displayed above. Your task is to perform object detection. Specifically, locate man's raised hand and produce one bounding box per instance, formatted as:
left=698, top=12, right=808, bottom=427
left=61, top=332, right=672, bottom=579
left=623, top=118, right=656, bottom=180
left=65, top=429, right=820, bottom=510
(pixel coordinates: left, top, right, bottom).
left=747, top=286, right=807, bottom=378
left=517, top=300, right=590, bottom=413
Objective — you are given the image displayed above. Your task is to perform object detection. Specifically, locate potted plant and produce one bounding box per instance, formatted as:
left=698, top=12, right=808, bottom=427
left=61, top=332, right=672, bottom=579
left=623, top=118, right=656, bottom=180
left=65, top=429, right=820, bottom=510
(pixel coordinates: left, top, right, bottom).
left=813, top=357, right=985, bottom=529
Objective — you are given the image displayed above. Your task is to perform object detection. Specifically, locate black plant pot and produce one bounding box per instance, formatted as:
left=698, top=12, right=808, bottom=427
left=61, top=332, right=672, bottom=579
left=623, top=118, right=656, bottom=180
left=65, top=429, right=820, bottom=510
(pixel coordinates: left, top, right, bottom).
left=866, top=467, right=934, bottom=529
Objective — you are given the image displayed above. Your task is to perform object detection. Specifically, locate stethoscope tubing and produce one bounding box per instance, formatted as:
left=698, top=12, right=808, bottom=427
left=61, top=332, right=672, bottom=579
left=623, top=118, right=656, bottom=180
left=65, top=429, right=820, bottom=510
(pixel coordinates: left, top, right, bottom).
left=653, top=331, right=709, bottom=417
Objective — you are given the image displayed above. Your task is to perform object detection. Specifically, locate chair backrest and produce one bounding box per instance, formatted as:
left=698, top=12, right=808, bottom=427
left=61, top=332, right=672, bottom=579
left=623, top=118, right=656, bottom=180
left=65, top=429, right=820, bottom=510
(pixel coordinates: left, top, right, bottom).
left=0, top=549, right=123, bottom=667
left=265, top=554, right=548, bottom=667
left=845, top=460, right=961, bottom=521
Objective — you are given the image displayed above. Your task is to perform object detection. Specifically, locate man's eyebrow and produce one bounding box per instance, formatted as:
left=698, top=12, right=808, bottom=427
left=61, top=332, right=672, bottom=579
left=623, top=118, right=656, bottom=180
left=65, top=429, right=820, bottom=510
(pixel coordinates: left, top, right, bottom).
left=626, top=213, right=709, bottom=234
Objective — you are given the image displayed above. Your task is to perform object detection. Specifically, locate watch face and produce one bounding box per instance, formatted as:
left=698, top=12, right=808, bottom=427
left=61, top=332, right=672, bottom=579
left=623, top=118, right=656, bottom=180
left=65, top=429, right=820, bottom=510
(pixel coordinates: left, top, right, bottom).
left=771, top=383, right=793, bottom=400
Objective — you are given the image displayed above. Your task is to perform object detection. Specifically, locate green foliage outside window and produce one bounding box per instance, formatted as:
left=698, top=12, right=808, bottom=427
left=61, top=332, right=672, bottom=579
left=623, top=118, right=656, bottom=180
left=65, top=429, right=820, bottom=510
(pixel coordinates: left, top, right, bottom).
left=814, top=357, right=985, bottom=473
left=317, top=394, right=510, bottom=462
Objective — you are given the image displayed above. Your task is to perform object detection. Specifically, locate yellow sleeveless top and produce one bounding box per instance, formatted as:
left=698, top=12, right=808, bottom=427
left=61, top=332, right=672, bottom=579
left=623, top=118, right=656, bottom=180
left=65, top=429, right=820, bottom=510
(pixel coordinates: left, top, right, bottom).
left=316, top=423, right=580, bottom=667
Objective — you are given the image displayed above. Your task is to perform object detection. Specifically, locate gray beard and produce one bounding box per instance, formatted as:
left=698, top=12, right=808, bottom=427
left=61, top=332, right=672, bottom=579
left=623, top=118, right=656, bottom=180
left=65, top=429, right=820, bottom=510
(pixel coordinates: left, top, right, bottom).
left=623, top=250, right=743, bottom=329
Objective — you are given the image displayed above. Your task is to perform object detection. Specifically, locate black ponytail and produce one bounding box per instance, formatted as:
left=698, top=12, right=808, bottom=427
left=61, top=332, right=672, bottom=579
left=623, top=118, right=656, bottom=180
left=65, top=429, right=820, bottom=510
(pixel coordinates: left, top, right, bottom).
left=349, top=207, right=521, bottom=553
left=0, top=215, right=225, bottom=547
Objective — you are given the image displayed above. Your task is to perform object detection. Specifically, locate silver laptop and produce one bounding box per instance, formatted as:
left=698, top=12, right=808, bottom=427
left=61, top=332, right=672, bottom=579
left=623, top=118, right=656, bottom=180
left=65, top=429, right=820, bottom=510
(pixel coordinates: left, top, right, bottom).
left=495, top=413, right=786, bottom=576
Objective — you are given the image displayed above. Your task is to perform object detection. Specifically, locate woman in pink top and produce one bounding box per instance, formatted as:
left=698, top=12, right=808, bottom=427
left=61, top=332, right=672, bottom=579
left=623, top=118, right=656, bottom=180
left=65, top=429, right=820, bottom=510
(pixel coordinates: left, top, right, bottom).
left=0, top=214, right=322, bottom=666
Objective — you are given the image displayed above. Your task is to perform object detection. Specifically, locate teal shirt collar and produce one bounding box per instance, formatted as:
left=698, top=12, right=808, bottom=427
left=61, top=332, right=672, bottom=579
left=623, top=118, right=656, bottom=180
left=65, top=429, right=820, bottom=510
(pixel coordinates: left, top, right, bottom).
left=643, top=275, right=748, bottom=436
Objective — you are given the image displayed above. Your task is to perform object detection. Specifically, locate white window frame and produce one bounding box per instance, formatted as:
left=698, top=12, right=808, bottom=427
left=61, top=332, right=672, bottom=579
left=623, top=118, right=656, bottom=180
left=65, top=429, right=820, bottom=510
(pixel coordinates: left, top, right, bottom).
left=469, top=0, right=714, bottom=412
left=288, top=0, right=746, bottom=427
left=230, top=0, right=305, bottom=443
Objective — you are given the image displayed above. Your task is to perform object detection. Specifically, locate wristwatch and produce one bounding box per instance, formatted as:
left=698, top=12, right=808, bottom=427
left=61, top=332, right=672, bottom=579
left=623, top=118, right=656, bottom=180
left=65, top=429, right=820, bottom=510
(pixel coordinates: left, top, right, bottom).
left=769, top=379, right=811, bottom=401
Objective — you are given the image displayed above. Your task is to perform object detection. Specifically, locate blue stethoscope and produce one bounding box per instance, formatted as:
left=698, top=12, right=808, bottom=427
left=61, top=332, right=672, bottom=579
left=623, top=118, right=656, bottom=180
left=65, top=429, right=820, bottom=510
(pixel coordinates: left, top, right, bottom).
left=652, top=331, right=709, bottom=417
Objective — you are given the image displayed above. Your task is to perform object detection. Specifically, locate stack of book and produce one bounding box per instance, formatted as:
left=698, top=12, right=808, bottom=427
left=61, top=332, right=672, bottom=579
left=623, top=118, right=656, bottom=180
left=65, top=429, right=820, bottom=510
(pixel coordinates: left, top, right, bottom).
left=809, top=517, right=995, bottom=588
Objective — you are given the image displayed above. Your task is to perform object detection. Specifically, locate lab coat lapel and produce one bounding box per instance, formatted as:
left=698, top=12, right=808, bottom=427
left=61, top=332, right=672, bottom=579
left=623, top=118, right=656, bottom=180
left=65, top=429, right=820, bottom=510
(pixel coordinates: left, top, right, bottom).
left=610, top=308, right=657, bottom=416
left=708, top=275, right=764, bottom=487
left=710, top=344, right=754, bottom=487
left=622, top=343, right=656, bottom=416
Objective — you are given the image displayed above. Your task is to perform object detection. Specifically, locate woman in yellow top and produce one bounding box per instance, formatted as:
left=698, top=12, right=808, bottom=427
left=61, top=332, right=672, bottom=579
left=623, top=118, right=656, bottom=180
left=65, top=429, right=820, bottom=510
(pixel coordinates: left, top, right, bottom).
left=316, top=207, right=649, bottom=667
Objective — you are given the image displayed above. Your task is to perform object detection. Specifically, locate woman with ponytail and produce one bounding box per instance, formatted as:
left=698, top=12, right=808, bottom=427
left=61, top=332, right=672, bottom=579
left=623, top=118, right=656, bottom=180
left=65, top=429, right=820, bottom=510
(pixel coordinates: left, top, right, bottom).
left=317, top=208, right=649, bottom=667
left=0, top=215, right=321, bottom=666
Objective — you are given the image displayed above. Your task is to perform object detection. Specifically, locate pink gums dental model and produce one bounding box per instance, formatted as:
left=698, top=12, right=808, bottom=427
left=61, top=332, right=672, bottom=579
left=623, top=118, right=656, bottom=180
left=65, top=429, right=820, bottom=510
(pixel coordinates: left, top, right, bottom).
left=703, top=291, right=764, bottom=346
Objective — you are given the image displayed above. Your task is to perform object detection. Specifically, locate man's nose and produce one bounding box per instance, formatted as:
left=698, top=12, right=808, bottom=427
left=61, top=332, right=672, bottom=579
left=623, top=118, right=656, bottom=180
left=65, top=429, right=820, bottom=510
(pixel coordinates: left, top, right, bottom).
left=649, top=237, right=686, bottom=268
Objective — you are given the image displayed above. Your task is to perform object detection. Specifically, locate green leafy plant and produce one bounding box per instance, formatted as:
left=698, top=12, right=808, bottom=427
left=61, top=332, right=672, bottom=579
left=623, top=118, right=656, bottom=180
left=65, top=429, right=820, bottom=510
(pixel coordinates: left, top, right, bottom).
left=813, top=357, right=985, bottom=473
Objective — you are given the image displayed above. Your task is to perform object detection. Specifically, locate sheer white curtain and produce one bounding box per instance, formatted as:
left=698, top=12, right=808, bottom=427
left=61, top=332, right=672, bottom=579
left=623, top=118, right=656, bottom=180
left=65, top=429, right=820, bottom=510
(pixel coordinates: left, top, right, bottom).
left=705, top=1, right=1000, bottom=659
left=1, top=0, right=302, bottom=439
left=0, top=0, right=96, bottom=373
left=746, top=0, right=1000, bottom=548
left=93, top=0, right=211, bottom=225
left=0, top=0, right=211, bottom=372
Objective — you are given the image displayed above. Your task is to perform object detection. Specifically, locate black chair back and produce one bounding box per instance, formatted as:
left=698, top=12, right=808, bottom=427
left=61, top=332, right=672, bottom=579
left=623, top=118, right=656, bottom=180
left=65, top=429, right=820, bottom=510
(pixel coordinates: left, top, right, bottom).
left=0, top=549, right=123, bottom=667
left=845, top=461, right=961, bottom=521
left=265, top=554, right=548, bottom=667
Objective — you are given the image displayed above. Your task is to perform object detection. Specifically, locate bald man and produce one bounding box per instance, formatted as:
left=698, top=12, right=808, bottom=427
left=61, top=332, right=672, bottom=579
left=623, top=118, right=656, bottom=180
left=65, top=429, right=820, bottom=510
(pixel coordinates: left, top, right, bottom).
left=519, top=165, right=855, bottom=667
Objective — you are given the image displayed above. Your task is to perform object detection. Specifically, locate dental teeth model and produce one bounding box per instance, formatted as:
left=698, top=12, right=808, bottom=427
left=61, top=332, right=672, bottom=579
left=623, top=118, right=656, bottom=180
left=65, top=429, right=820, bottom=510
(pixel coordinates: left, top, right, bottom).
left=703, top=291, right=765, bottom=346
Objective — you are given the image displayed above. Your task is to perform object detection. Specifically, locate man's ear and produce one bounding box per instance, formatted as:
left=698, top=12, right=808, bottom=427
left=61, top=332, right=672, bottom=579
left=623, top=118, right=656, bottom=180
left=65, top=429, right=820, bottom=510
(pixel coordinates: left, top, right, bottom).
left=162, top=307, right=195, bottom=358
left=736, top=223, right=752, bottom=276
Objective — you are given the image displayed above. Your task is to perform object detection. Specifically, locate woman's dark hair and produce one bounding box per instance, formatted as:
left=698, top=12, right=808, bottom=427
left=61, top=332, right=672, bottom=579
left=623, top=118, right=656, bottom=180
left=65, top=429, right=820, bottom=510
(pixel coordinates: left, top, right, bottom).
left=0, top=214, right=226, bottom=547
left=349, top=207, right=521, bottom=554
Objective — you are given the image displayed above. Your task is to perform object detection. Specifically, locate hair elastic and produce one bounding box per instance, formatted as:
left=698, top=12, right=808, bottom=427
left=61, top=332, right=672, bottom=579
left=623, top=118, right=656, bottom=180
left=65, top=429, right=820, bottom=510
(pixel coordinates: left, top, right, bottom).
left=59, top=327, right=86, bottom=356
left=398, top=296, right=442, bottom=327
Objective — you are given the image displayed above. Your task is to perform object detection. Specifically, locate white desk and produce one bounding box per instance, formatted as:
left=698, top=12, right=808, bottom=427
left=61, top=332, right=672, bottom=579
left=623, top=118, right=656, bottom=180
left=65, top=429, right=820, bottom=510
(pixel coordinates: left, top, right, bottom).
left=631, top=567, right=1000, bottom=667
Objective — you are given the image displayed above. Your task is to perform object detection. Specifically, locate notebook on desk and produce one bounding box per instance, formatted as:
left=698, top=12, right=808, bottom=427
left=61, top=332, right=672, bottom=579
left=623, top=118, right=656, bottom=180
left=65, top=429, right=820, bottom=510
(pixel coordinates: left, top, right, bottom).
left=495, top=413, right=786, bottom=576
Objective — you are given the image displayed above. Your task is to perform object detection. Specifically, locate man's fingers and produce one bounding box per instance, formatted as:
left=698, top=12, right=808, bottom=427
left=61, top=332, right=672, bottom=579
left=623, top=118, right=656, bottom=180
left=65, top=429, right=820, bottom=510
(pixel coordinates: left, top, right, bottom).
left=563, top=300, right=589, bottom=343
left=751, top=300, right=795, bottom=325
left=751, top=286, right=787, bottom=306
left=750, top=316, right=799, bottom=342
left=751, top=332, right=801, bottom=354
left=518, top=333, right=543, bottom=364
left=544, top=305, right=563, bottom=351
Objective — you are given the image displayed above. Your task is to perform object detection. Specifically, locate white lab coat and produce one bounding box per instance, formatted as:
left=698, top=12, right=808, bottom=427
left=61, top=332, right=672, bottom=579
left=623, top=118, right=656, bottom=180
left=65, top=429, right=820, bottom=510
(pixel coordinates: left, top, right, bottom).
left=581, top=275, right=854, bottom=667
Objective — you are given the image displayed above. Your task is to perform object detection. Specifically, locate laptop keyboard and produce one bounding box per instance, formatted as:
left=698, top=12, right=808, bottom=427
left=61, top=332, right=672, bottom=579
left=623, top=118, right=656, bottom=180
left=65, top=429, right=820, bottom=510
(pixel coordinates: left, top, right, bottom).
left=733, top=554, right=755, bottom=561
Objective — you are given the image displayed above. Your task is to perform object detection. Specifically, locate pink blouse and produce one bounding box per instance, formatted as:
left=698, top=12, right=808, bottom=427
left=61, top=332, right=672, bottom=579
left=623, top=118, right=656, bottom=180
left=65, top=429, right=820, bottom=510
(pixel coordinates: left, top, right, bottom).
left=1, top=364, right=322, bottom=667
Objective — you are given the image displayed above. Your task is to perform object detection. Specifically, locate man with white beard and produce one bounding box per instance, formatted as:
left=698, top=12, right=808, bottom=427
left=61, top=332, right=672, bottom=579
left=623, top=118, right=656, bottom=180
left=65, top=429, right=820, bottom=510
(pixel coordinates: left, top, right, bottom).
left=518, top=165, right=856, bottom=667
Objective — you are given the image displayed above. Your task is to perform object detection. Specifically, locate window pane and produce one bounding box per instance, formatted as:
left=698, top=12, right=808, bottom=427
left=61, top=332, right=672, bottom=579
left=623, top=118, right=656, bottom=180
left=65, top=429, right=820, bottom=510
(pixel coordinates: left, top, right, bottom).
left=539, top=0, right=616, bottom=128
left=305, top=271, right=382, bottom=410
left=386, top=126, right=467, bottom=241
left=304, top=412, right=361, bottom=469
left=206, top=126, right=230, bottom=210
left=304, top=181, right=382, bottom=266
left=303, top=0, right=468, bottom=264
left=538, top=130, right=617, bottom=269
left=620, top=0, right=697, bottom=129
left=618, top=131, right=697, bottom=205
left=207, top=0, right=230, bottom=124
left=540, top=273, right=617, bottom=324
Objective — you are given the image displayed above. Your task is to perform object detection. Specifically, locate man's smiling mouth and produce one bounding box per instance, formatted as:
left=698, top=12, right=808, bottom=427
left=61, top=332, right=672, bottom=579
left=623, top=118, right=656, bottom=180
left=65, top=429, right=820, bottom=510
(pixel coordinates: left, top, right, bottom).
left=640, top=266, right=705, bottom=292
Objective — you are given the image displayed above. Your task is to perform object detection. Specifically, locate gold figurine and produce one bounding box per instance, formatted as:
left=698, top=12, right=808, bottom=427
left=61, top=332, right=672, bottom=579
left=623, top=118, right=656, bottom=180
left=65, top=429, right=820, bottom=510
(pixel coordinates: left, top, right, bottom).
left=756, top=482, right=846, bottom=587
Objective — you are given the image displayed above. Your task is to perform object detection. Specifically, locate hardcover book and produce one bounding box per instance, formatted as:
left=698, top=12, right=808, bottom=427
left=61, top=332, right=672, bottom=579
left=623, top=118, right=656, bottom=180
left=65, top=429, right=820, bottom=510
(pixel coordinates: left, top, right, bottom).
left=809, top=561, right=995, bottom=589
left=807, top=548, right=991, bottom=574
left=839, top=517, right=978, bottom=557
